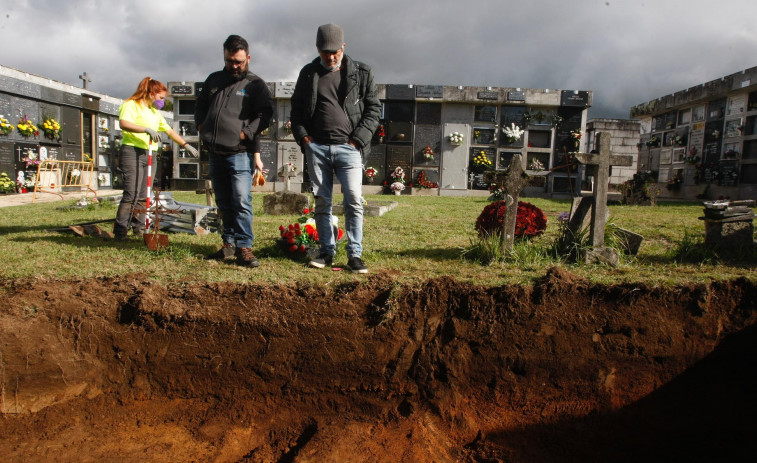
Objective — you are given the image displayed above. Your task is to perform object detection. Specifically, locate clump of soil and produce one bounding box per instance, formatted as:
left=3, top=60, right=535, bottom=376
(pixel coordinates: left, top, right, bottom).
left=1, top=268, right=756, bottom=462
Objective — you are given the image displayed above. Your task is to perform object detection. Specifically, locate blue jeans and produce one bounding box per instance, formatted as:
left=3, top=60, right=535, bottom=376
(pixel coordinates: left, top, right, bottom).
left=209, top=151, right=254, bottom=248
left=305, top=142, right=364, bottom=258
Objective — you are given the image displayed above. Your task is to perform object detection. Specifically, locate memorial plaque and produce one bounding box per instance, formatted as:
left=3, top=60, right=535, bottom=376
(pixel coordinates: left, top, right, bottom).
left=387, top=145, right=413, bottom=172
left=258, top=139, right=278, bottom=182
left=416, top=103, right=441, bottom=125
left=81, top=95, right=100, bottom=111
left=707, top=98, right=726, bottom=120
left=40, top=87, right=65, bottom=104
left=507, top=91, right=525, bottom=102
left=477, top=90, right=499, bottom=101
left=44, top=145, right=60, bottom=162
left=178, top=120, right=197, bottom=137
left=384, top=101, right=414, bottom=122
left=474, top=105, right=497, bottom=123
left=99, top=100, right=118, bottom=115
left=386, top=121, right=413, bottom=143
left=416, top=85, right=443, bottom=99
left=61, top=144, right=80, bottom=161
left=560, top=90, right=589, bottom=107
left=472, top=127, right=496, bottom=145
left=1, top=76, right=42, bottom=99
left=62, top=92, right=81, bottom=107
left=719, top=162, right=738, bottom=186
left=414, top=125, right=441, bottom=166
left=365, top=144, right=387, bottom=184
left=501, top=105, right=527, bottom=128
left=412, top=168, right=439, bottom=185
left=275, top=82, right=295, bottom=98
left=179, top=163, right=198, bottom=179
left=60, top=106, right=81, bottom=145
left=725, top=119, right=742, bottom=139
left=170, top=84, right=193, bottom=96
left=498, top=151, right=519, bottom=170
left=385, top=84, right=415, bottom=100
left=11, top=96, right=40, bottom=126
left=177, top=99, right=196, bottom=116
left=0, top=94, right=11, bottom=119
left=0, top=142, right=13, bottom=175
left=38, top=103, right=60, bottom=122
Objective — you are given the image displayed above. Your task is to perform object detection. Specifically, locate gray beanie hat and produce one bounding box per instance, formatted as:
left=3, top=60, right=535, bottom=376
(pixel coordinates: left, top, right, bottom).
left=316, top=24, right=344, bottom=51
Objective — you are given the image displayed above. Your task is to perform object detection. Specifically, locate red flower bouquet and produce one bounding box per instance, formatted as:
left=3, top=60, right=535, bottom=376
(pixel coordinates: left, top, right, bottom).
left=475, top=200, right=547, bottom=239
left=277, top=207, right=345, bottom=258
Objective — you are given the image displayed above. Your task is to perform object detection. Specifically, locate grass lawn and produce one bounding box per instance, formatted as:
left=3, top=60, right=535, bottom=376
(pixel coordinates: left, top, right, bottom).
left=0, top=192, right=755, bottom=286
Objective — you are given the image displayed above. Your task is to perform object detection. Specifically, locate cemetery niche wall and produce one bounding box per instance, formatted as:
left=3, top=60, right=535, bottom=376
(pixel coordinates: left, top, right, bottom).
left=168, top=81, right=593, bottom=196
left=631, top=65, right=757, bottom=200
left=0, top=66, right=173, bottom=195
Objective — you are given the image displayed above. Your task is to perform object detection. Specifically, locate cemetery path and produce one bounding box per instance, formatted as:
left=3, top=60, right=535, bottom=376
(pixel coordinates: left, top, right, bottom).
left=1, top=268, right=756, bottom=462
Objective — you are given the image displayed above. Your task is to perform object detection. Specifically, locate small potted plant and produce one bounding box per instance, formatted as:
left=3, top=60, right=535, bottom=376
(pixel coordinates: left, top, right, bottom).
left=376, top=125, right=385, bottom=143
left=0, top=172, right=15, bottom=193
left=41, top=117, right=62, bottom=141
left=471, top=150, right=493, bottom=172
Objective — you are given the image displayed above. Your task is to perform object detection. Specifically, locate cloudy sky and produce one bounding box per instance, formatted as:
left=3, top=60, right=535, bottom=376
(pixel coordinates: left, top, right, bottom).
left=2, top=0, right=756, bottom=119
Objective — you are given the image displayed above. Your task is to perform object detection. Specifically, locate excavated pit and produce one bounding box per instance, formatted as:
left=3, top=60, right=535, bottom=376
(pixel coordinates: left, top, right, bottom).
left=1, top=268, right=756, bottom=462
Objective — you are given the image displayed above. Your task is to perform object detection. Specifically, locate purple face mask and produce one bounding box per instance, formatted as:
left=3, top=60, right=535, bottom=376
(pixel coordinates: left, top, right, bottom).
left=153, top=99, right=165, bottom=110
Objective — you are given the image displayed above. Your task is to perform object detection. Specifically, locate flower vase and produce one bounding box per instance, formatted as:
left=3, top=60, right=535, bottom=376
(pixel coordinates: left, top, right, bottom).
left=394, top=190, right=401, bottom=196
left=378, top=137, right=384, bottom=144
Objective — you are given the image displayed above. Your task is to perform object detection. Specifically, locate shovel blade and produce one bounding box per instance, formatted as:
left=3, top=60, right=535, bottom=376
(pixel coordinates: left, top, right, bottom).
left=144, top=233, right=169, bottom=251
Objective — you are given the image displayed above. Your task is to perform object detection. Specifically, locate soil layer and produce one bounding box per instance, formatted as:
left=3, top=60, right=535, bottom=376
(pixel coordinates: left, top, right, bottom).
left=1, top=268, right=756, bottom=462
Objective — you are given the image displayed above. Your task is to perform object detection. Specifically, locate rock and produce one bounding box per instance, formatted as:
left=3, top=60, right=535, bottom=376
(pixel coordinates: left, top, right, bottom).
left=584, top=246, right=620, bottom=266
left=262, top=191, right=309, bottom=215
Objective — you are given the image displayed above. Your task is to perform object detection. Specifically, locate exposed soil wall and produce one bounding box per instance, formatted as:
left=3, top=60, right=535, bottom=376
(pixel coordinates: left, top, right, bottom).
left=1, top=268, right=756, bottom=462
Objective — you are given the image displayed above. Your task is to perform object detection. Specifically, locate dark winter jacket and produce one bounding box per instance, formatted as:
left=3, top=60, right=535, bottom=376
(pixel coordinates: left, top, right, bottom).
left=195, top=69, right=273, bottom=155
left=290, top=54, right=381, bottom=157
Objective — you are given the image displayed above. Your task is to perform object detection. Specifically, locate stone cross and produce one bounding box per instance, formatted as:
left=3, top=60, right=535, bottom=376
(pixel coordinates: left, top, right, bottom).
left=78, top=72, right=91, bottom=89
left=483, top=153, right=531, bottom=250
left=278, top=163, right=298, bottom=192
left=571, top=132, right=632, bottom=248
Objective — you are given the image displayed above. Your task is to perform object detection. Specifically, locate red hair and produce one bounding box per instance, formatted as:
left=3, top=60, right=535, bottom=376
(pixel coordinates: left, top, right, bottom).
left=126, top=77, right=167, bottom=103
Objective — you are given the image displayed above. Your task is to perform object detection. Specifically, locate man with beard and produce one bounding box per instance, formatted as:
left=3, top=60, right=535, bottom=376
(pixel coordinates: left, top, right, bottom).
left=196, top=34, right=273, bottom=267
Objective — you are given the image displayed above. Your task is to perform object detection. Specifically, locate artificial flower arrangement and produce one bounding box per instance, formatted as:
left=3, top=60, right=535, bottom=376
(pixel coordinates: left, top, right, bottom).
left=364, top=166, right=377, bottom=182
left=284, top=120, right=292, bottom=132
left=22, top=150, right=40, bottom=168
left=447, top=131, right=464, bottom=144
left=390, top=166, right=406, bottom=184
left=390, top=181, right=405, bottom=193
left=502, top=123, right=524, bottom=143
left=472, top=151, right=493, bottom=170
left=673, top=134, right=686, bottom=146
left=16, top=115, right=38, bottom=138
left=571, top=129, right=582, bottom=141
left=475, top=200, right=548, bottom=239
left=414, top=170, right=438, bottom=189
left=646, top=136, right=660, bottom=148
left=683, top=147, right=699, bottom=164
left=666, top=173, right=683, bottom=190
left=0, top=172, right=15, bottom=193
left=42, top=117, right=62, bottom=140
left=528, top=158, right=545, bottom=171
left=0, top=115, right=14, bottom=135
left=277, top=207, right=344, bottom=257
left=422, top=145, right=434, bottom=161
left=376, top=125, right=385, bottom=142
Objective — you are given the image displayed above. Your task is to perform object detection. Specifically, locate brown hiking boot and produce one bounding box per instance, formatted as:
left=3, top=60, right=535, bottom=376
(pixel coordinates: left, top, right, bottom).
left=236, top=247, right=260, bottom=268
left=206, top=243, right=236, bottom=260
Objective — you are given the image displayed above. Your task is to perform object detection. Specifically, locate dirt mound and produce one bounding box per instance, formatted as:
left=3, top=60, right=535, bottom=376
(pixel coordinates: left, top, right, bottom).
left=1, top=272, right=756, bottom=462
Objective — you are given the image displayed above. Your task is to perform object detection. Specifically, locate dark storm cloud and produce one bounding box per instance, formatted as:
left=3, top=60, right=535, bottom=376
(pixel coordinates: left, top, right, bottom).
left=2, top=0, right=755, bottom=119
